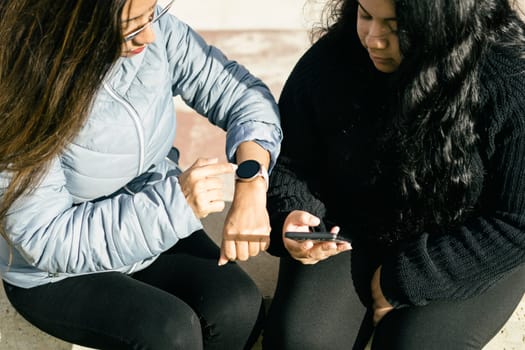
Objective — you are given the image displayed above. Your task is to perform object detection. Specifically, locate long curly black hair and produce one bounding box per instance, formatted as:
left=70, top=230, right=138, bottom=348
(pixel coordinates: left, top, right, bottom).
left=316, top=0, right=525, bottom=240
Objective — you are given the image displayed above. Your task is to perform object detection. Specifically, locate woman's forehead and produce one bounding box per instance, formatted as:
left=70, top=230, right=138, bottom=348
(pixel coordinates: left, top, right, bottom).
left=357, top=0, right=397, bottom=20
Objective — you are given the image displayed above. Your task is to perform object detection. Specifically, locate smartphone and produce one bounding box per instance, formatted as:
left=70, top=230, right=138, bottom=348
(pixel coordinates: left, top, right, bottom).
left=285, top=231, right=351, bottom=244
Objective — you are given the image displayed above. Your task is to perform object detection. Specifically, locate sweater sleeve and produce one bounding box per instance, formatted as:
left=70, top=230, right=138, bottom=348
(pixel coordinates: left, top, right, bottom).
left=266, top=39, right=331, bottom=257
left=380, top=52, right=525, bottom=307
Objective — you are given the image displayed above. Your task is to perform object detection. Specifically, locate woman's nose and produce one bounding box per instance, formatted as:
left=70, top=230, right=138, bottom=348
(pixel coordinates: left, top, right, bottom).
left=366, top=22, right=389, bottom=49
left=133, top=25, right=156, bottom=45
left=366, top=34, right=388, bottom=49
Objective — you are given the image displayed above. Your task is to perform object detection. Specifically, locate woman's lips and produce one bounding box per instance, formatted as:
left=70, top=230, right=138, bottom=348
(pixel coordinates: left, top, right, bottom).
left=370, top=55, right=391, bottom=64
left=130, top=46, right=146, bottom=55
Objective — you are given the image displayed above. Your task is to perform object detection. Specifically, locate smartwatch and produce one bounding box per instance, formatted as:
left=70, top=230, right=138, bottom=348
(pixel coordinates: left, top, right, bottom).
left=235, top=160, right=269, bottom=188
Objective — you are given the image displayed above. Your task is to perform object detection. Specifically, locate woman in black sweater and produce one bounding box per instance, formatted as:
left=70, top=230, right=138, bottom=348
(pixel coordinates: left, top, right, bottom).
left=263, top=0, right=525, bottom=349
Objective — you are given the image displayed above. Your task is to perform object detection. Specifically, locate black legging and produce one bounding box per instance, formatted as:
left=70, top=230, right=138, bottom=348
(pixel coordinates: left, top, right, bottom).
left=3, top=230, right=264, bottom=350
left=263, top=251, right=525, bottom=350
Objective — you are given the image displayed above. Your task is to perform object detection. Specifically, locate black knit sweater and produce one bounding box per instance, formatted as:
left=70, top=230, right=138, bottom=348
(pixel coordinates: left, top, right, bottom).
left=267, top=32, right=525, bottom=307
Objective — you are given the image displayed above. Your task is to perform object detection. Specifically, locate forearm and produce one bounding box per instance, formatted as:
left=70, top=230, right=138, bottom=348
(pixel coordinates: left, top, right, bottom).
left=235, top=141, right=270, bottom=168
left=219, top=143, right=272, bottom=264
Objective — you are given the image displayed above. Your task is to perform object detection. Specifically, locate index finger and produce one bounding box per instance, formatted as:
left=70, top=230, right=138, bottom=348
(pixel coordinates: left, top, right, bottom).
left=218, top=239, right=237, bottom=266
left=193, top=163, right=236, bottom=178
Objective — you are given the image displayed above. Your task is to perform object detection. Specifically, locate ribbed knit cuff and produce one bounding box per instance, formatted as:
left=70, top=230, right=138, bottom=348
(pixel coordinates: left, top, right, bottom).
left=380, top=256, right=411, bottom=308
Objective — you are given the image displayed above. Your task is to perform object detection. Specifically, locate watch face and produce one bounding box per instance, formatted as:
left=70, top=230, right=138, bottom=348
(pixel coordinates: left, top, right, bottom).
left=236, top=160, right=261, bottom=179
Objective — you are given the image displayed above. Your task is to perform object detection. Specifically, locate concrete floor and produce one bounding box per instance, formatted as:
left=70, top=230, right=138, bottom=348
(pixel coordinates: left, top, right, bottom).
left=0, top=29, right=523, bottom=350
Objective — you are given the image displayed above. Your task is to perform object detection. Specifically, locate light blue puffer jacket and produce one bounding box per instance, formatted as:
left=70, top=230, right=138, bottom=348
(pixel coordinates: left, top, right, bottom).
left=0, top=11, right=282, bottom=288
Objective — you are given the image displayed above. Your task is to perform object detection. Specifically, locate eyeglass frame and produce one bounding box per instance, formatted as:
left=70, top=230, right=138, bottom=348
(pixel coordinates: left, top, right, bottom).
left=123, top=0, right=175, bottom=42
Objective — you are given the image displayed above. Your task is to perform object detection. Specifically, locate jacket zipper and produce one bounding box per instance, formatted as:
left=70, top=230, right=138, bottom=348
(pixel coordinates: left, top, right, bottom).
left=103, top=82, right=145, bottom=176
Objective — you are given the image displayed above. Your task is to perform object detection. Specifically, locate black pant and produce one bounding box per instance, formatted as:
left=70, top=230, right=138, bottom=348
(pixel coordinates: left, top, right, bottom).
left=263, top=252, right=525, bottom=350
left=4, top=230, right=263, bottom=350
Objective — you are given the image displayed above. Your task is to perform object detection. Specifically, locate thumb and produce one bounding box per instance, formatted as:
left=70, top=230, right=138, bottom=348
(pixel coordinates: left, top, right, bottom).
left=285, top=210, right=321, bottom=232
left=295, top=211, right=320, bottom=226
left=307, top=214, right=321, bottom=226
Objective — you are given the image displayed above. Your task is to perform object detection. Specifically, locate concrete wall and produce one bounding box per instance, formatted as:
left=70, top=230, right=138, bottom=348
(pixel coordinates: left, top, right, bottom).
left=169, top=0, right=525, bottom=30
left=167, top=0, right=327, bottom=30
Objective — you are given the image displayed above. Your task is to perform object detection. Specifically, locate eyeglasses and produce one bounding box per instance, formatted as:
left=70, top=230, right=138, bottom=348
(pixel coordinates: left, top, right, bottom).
left=123, top=0, right=175, bottom=42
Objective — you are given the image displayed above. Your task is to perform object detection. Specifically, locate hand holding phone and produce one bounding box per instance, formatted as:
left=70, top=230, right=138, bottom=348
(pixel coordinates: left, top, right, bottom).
left=285, top=231, right=352, bottom=244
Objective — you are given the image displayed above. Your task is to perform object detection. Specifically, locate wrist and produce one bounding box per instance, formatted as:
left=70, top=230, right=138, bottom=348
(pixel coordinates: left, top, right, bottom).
left=233, top=178, right=268, bottom=203
left=234, top=160, right=269, bottom=189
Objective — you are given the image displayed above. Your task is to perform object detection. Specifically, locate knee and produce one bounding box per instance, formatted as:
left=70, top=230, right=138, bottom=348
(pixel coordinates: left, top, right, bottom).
left=213, top=271, right=262, bottom=324
left=263, top=324, right=327, bottom=350
left=263, top=313, right=330, bottom=350
left=201, top=271, right=263, bottom=347
left=130, top=300, right=202, bottom=350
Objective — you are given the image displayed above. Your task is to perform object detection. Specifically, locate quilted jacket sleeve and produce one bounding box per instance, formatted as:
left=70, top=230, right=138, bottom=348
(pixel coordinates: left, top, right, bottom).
left=1, top=157, right=202, bottom=274
left=159, top=14, right=282, bottom=170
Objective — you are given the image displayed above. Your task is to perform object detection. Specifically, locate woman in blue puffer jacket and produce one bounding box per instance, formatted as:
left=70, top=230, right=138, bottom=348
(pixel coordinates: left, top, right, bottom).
left=0, top=0, right=282, bottom=349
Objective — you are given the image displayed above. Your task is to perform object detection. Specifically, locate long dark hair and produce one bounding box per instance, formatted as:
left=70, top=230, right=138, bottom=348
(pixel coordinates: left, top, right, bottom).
left=318, top=0, right=525, bottom=239
left=0, top=0, right=127, bottom=243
